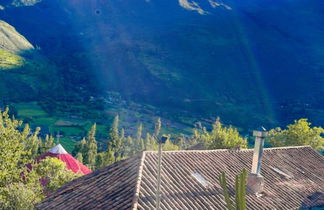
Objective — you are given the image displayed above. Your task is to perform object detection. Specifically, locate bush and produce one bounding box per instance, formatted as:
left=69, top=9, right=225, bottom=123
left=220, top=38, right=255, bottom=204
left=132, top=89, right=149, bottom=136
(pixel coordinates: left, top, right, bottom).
left=267, top=118, right=324, bottom=150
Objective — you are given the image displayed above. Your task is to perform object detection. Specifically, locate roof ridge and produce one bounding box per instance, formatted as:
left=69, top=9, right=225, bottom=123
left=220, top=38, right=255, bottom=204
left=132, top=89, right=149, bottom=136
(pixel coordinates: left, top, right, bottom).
left=263, top=145, right=312, bottom=150
left=131, top=151, right=147, bottom=210
left=143, top=145, right=312, bottom=154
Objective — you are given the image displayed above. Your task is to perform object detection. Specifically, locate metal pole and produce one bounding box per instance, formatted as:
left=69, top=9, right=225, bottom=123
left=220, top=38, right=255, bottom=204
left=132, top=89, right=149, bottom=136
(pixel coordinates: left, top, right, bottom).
left=156, top=142, right=162, bottom=210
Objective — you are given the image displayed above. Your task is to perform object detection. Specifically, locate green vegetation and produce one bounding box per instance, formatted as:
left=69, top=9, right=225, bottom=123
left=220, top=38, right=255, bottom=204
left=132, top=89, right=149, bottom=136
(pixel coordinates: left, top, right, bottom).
left=0, top=49, right=24, bottom=69
left=33, top=157, right=80, bottom=192
left=8, top=102, right=102, bottom=153
left=0, top=108, right=80, bottom=209
left=108, top=115, right=122, bottom=161
left=192, top=118, right=248, bottom=150
left=267, top=118, right=324, bottom=150
left=40, top=134, right=55, bottom=153
left=86, top=124, right=98, bottom=169
left=73, top=117, right=179, bottom=169
left=0, top=104, right=322, bottom=208
left=15, top=102, right=47, bottom=118
left=219, top=169, right=247, bottom=210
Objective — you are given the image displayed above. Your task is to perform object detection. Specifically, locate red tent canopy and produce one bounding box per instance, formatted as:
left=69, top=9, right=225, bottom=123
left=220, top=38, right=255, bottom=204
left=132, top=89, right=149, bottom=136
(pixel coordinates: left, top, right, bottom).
left=37, top=144, right=91, bottom=175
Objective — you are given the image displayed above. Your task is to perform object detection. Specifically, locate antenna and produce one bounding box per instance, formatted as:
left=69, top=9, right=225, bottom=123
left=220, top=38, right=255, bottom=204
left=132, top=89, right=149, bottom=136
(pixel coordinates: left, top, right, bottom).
left=156, top=135, right=168, bottom=210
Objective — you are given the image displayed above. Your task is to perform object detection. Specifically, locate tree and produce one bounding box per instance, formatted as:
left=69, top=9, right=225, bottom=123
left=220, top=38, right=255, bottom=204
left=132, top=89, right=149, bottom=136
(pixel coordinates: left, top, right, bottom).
left=119, top=132, right=133, bottom=158
left=154, top=117, right=161, bottom=137
left=86, top=124, right=97, bottom=168
left=0, top=108, right=80, bottom=209
left=123, top=136, right=135, bottom=157
left=145, top=133, right=158, bottom=151
left=0, top=182, right=43, bottom=210
left=174, top=134, right=186, bottom=149
left=135, top=123, right=145, bottom=152
left=41, top=135, right=55, bottom=153
left=95, top=152, right=105, bottom=169
left=163, top=139, right=179, bottom=151
left=75, top=152, right=83, bottom=163
left=108, top=115, right=122, bottom=161
left=32, top=157, right=80, bottom=192
left=120, top=128, right=125, bottom=140
left=267, top=118, right=324, bottom=150
left=195, top=118, right=247, bottom=150
left=0, top=108, right=33, bottom=186
left=22, top=124, right=41, bottom=159
left=72, top=137, right=87, bottom=159
left=104, top=148, right=115, bottom=166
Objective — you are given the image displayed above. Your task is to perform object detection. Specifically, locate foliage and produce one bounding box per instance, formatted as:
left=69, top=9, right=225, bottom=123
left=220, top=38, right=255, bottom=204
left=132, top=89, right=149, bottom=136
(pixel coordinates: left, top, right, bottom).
left=176, top=134, right=187, bottom=150
left=0, top=108, right=79, bottom=209
left=86, top=124, right=97, bottom=168
left=145, top=133, right=158, bottom=151
left=72, top=137, right=87, bottom=161
left=135, top=123, right=145, bottom=153
left=32, top=157, right=80, bottom=192
left=0, top=108, right=31, bottom=186
left=0, top=182, right=43, bottom=210
left=95, top=152, right=105, bottom=169
left=73, top=117, right=180, bottom=169
left=24, top=125, right=41, bottom=159
left=163, top=139, right=179, bottom=151
left=154, top=117, right=161, bottom=137
left=104, top=148, right=115, bottom=166
left=108, top=115, right=122, bottom=161
left=219, top=169, right=247, bottom=210
left=123, top=136, right=135, bottom=156
left=40, top=135, right=55, bottom=154
left=75, top=152, right=83, bottom=163
left=267, top=118, right=324, bottom=150
left=194, top=118, right=247, bottom=149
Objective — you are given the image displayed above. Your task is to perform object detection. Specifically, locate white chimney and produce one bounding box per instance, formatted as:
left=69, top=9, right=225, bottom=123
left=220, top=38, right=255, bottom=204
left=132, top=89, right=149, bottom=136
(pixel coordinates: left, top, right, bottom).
left=251, top=130, right=267, bottom=175
left=247, top=129, right=267, bottom=194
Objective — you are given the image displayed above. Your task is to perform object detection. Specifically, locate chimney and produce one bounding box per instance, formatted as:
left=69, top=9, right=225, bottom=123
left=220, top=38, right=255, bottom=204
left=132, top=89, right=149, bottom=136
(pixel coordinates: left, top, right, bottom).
left=247, top=128, right=267, bottom=194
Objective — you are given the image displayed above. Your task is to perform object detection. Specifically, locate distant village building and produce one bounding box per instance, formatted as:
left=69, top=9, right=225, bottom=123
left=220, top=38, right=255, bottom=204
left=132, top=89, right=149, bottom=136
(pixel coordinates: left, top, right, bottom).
left=37, top=145, right=324, bottom=209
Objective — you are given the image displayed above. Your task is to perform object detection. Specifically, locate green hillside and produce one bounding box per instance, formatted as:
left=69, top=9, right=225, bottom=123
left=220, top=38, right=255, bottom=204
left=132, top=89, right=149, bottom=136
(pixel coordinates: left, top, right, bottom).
left=0, top=49, right=24, bottom=69
left=0, top=0, right=323, bottom=150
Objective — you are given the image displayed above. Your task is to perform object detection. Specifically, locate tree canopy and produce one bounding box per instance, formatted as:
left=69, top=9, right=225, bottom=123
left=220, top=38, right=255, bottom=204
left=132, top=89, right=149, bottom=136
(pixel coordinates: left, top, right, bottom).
left=0, top=108, right=80, bottom=209
left=267, top=118, right=324, bottom=150
left=193, top=118, right=248, bottom=150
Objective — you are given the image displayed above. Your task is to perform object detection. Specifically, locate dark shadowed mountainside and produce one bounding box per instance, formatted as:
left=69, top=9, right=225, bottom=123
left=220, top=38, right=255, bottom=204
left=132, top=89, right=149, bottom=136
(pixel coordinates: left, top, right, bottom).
left=0, top=0, right=323, bottom=134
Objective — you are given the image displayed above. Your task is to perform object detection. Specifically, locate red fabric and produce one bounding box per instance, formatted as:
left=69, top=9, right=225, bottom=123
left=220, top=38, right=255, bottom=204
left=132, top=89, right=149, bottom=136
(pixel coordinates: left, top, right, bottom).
left=37, top=152, right=92, bottom=175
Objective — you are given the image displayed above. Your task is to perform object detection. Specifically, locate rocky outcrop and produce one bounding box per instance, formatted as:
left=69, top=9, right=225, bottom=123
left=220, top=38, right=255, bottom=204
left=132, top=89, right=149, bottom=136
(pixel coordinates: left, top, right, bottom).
left=0, top=20, right=34, bottom=54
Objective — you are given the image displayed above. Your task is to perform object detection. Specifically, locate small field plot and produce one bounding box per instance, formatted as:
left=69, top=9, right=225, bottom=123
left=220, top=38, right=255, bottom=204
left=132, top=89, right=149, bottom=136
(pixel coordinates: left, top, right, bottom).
left=15, top=102, right=48, bottom=118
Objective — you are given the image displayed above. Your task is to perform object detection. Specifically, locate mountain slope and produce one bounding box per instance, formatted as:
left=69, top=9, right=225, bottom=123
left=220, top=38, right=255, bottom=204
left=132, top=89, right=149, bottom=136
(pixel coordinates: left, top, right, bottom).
left=0, top=20, right=59, bottom=103
left=0, top=20, right=34, bottom=69
left=0, top=0, right=323, bottom=131
left=0, top=20, right=34, bottom=53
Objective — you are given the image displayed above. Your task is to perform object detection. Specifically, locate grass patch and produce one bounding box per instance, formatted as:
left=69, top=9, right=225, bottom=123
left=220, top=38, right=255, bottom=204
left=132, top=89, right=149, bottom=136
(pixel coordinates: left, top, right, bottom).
left=50, top=126, right=85, bottom=137
left=15, top=102, right=47, bottom=117
left=59, top=137, right=76, bottom=153
left=33, top=117, right=57, bottom=126
left=0, top=49, right=24, bottom=70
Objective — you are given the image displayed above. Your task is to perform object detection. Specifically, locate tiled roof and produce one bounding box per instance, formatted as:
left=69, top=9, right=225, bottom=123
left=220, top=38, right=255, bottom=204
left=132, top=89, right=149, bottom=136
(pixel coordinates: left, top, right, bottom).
left=37, top=146, right=324, bottom=209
